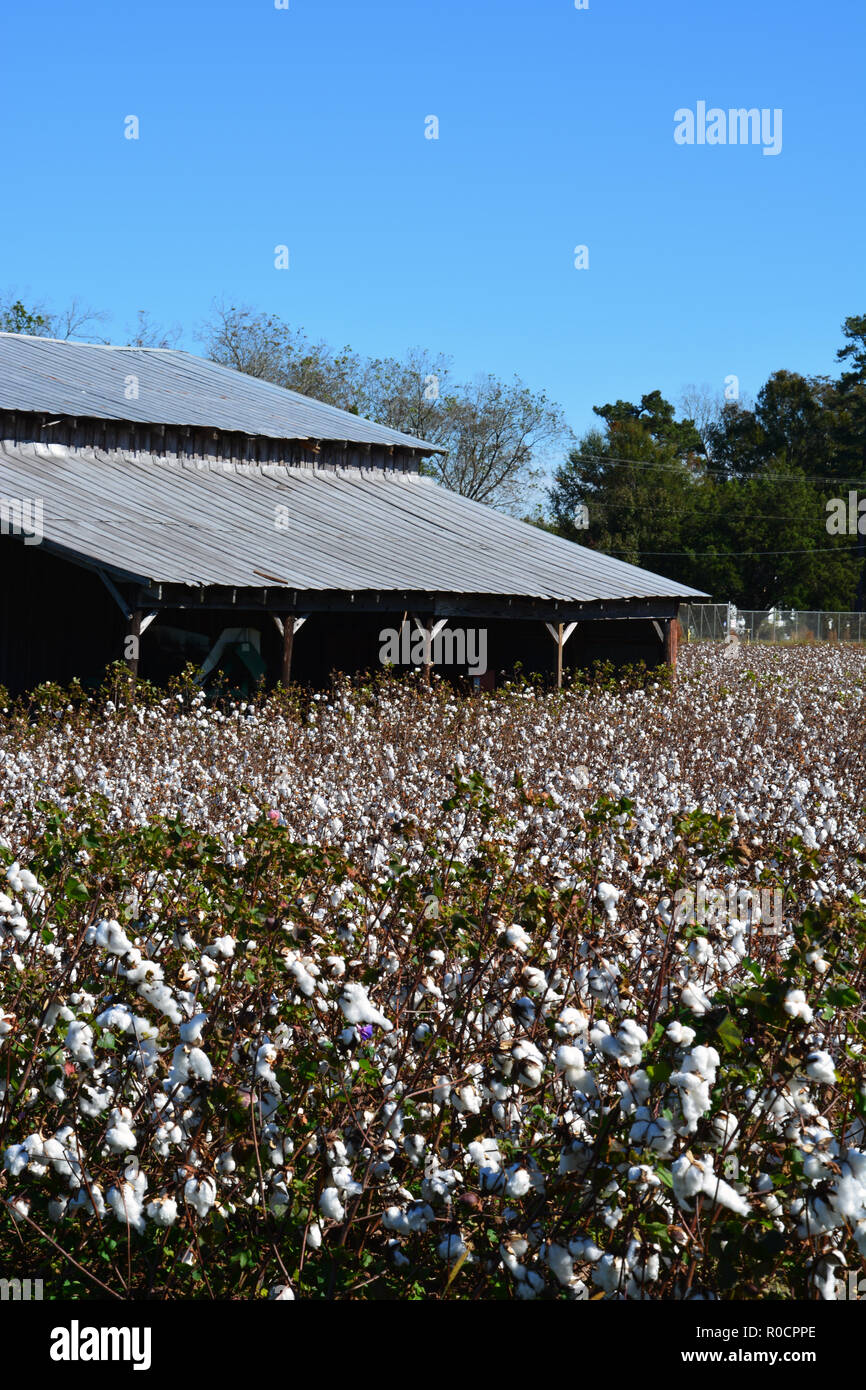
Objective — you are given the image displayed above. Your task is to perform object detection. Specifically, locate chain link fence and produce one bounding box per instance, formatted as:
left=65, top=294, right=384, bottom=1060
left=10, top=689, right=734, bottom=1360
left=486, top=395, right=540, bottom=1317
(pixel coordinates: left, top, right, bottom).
left=682, top=604, right=866, bottom=645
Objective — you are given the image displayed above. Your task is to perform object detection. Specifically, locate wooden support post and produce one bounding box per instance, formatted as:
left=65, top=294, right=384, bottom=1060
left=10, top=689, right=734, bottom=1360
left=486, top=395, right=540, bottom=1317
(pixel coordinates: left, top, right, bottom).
left=663, top=616, right=679, bottom=673
left=280, top=617, right=295, bottom=688
left=544, top=621, right=578, bottom=689
left=125, top=610, right=142, bottom=677
left=276, top=614, right=309, bottom=688
left=410, top=614, right=445, bottom=684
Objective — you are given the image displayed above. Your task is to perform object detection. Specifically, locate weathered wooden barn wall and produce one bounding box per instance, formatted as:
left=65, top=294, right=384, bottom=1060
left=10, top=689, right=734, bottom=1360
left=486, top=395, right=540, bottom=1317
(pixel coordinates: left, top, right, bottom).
left=0, top=412, right=421, bottom=473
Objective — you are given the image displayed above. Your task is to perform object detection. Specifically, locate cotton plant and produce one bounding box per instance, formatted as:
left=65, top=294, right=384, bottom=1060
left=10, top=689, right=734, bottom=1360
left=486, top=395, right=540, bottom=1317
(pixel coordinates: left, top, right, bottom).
left=0, top=646, right=865, bottom=1298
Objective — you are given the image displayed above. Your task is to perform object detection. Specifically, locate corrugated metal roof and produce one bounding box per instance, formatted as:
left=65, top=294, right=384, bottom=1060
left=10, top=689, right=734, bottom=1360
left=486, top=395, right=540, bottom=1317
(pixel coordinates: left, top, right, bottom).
left=0, top=442, right=705, bottom=602
left=0, top=334, right=443, bottom=453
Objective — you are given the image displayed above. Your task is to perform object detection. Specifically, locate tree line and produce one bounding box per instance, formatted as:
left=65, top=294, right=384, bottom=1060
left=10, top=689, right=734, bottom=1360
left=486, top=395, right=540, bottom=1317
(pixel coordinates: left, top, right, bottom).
left=549, top=318, right=866, bottom=613
left=2, top=290, right=864, bottom=610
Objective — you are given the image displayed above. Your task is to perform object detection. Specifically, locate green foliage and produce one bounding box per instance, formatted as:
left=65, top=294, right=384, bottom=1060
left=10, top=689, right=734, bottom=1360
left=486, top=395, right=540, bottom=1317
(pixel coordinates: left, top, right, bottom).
left=548, top=314, right=866, bottom=610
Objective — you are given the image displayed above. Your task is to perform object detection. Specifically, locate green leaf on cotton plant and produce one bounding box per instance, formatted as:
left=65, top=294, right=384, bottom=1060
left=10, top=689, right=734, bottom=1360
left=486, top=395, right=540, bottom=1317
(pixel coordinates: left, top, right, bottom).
left=825, top=985, right=859, bottom=1009
left=716, top=1013, right=744, bottom=1052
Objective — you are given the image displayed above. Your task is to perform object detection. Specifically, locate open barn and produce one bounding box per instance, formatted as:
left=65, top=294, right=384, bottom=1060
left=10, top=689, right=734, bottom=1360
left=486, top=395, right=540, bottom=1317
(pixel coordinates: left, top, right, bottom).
left=0, top=333, right=705, bottom=695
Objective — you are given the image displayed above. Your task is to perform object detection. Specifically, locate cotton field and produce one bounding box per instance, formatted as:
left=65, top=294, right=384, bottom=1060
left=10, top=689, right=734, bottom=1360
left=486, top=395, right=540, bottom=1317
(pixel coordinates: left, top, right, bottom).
left=1, top=645, right=865, bottom=1300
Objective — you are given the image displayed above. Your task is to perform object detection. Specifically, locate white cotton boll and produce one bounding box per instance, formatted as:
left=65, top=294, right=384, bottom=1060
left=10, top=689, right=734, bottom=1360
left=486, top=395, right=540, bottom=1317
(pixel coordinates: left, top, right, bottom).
left=452, top=1084, right=483, bottom=1113
left=709, top=1112, right=740, bottom=1150
left=105, top=1109, right=137, bottom=1152
left=125, top=954, right=163, bottom=984
left=287, top=959, right=318, bottom=997
left=629, top=1107, right=675, bottom=1155
left=599, top=1020, right=648, bottom=1070
left=512, top=1037, right=545, bottom=1073
left=79, top=1083, right=112, bottom=1118
left=403, top=1134, right=425, bottom=1166
left=618, top=1068, right=650, bottom=1113
left=701, top=1166, right=751, bottom=1217
left=130, top=1014, right=158, bottom=1041
left=146, top=1197, right=179, bottom=1227
left=680, top=982, right=713, bottom=1014
left=522, top=966, right=547, bottom=993
left=255, top=1042, right=279, bottom=1086
left=187, top=1048, right=213, bottom=1083
left=306, top=1222, right=323, bottom=1250
left=505, top=1167, right=531, bottom=1198
left=592, top=1254, right=626, bottom=1295
left=468, top=1138, right=501, bottom=1171
left=107, top=1182, right=146, bottom=1234
left=437, top=1234, right=468, bottom=1264
left=330, top=1164, right=362, bottom=1197
left=184, top=1176, right=217, bottom=1219
left=179, top=1012, right=208, bottom=1044
left=501, top=924, right=532, bottom=953
left=204, top=935, right=235, bottom=960
left=69, top=1183, right=106, bottom=1219
left=555, top=1007, right=588, bottom=1038
left=671, top=1155, right=706, bottom=1208
left=17, top=867, right=41, bottom=894
left=382, top=1207, right=412, bottom=1235
left=667, top=1023, right=695, bottom=1045
left=319, top=1187, right=345, bottom=1222
left=95, top=918, right=134, bottom=956
left=6, top=1197, right=30, bottom=1222
left=784, top=989, right=814, bottom=1023
left=64, top=1020, right=95, bottom=1067
left=3, top=1144, right=29, bottom=1176
left=41, top=1137, right=68, bottom=1171
left=95, top=1004, right=134, bottom=1033
left=628, top=1164, right=662, bottom=1189
left=597, top=882, right=621, bottom=915
left=338, top=982, right=392, bottom=1032
left=167, top=1045, right=190, bottom=1089
left=811, top=1255, right=844, bottom=1301
left=138, top=981, right=183, bottom=1024
left=805, top=1051, right=836, bottom=1085
left=671, top=1073, right=712, bottom=1135
left=547, top=1243, right=575, bottom=1286
left=8, top=916, right=31, bottom=943
left=829, top=1172, right=866, bottom=1223
left=555, top=1044, right=588, bottom=1087
left=673, top=1154, right=750, bottom=1217
left=805, top=950, right=830, bottom=975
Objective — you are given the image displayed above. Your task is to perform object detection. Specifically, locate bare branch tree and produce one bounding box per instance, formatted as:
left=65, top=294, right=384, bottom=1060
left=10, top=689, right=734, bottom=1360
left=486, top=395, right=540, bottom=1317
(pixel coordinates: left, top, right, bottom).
left=124, top=309, right=183, bottom=349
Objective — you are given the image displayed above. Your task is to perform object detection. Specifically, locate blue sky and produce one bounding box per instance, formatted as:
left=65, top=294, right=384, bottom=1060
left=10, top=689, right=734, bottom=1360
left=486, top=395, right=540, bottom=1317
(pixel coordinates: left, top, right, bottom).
left=1, top=0, right=863, bottom=440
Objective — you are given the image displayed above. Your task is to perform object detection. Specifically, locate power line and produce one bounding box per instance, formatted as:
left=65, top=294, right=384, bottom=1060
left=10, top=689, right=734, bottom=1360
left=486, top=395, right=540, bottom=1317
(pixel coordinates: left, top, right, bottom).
left=582, top=500, right=849, bottom=523
left=608, top=545, right=865, bottom=557
left=566, top=453, right=866, bottom=488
